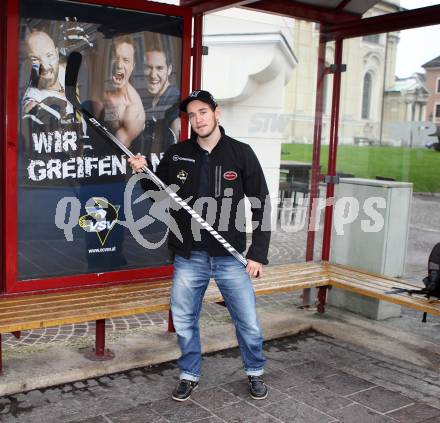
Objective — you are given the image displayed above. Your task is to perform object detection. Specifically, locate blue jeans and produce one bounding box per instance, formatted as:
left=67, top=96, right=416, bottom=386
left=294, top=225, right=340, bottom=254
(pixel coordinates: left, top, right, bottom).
left=171, top=251, right=266, bottom=382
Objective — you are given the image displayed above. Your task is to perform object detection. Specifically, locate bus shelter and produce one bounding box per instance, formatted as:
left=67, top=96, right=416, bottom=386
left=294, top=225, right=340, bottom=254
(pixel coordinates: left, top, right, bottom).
left=0, top=0, right=439, bottom=298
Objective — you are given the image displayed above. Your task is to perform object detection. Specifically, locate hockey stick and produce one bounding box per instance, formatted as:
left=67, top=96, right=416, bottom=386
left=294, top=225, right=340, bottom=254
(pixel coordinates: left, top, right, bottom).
left=65, top=52, right=248, bottom=267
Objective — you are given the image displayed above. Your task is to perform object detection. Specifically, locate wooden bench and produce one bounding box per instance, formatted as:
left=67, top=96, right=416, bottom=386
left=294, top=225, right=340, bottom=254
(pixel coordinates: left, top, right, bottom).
left=0, top=262, right=328, bottom=372
left=2, top=261, right=437, bottom=373
left=327, top=263, right=440, bottom=317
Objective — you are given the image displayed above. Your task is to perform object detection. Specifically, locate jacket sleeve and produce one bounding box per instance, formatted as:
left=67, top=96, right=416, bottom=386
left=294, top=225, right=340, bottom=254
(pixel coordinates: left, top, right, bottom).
left=241, top=144, right=272, bottom=265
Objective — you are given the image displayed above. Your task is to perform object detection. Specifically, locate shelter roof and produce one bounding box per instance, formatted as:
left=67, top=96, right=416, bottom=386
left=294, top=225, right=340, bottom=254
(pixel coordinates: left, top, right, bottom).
left=179, top=1, right=397, bottom=24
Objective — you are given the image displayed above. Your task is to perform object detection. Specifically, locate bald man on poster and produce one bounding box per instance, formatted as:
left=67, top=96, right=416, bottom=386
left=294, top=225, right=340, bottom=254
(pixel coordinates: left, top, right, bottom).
left=23, top=30, right=76, bottom=130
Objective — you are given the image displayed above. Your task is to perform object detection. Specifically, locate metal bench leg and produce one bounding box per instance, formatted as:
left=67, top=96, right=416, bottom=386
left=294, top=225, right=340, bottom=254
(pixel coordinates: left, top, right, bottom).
left=300, top=288, right=311, bottom=308
left=317, top=287, right=328, bottom=314
left=168, top=309, right=175, bottom=333
left=84, top=319, right=115, bottom=361
left=0, top=334, right=2, bottom=375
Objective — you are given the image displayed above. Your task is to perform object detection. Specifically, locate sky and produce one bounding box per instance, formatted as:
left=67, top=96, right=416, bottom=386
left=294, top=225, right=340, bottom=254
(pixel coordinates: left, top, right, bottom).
left=395, top=0, right=440, bottom=78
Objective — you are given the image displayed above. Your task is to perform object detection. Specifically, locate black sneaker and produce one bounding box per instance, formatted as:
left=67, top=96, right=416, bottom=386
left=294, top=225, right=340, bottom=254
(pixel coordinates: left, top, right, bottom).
left=248, top=376, right=268, bottom=400
left=172, top=379, right=199, bottom=401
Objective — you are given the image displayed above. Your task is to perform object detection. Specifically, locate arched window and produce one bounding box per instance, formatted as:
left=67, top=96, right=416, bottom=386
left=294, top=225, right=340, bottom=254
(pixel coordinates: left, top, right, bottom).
left=362, top=72, right=372, bottom=119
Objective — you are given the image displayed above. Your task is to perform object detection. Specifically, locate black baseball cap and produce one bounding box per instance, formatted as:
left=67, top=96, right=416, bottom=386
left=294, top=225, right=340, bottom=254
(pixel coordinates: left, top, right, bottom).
left=180, top=90, right=218, bottom=113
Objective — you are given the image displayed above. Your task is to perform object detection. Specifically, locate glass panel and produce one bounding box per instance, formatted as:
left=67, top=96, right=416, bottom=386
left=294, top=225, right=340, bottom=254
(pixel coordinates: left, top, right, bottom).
left=328, top=25, right=440, bottom=285
left=203, top=9, right=321, bottom=265
left=17, top=0, right=184, bottom=280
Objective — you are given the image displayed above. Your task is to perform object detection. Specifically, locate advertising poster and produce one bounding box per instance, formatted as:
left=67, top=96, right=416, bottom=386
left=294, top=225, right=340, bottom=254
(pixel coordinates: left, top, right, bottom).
left=17, top=0, right=183, bottom=280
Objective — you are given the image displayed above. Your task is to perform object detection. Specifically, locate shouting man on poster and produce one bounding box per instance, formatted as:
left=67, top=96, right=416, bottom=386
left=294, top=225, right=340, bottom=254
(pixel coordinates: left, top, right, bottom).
left=128, top=90, right=271, bottom=402
left=95, top=36, right=145, bottom=148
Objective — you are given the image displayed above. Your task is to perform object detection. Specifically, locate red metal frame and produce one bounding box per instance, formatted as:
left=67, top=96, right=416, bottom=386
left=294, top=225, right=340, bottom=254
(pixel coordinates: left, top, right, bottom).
left=0, top=0, right=6, bottom=294
left=306, top=32, right=326, bottom=262
left=192, top=14, right=204, bottom=91
left=321, top=39, right=343, bottom=262
left=324, top=5, right=440, bottom=41
left=184, top=0, right=259, bottom=15
left=335, top=0, right=351, bottom=11
left=243, top=0, right=359, bottom=24
left=2, top=0, right=192, bottom=294
left=301, top=32, right=327, bottom=307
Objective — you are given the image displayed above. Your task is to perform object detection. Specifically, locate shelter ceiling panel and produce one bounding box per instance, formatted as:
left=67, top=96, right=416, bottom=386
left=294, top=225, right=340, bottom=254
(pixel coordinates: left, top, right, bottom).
left=289, top=0, right=380, bottom=15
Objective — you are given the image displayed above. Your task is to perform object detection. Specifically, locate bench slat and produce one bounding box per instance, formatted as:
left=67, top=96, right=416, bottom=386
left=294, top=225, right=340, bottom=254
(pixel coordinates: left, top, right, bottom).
left=330, top=278, right=440, bottom=316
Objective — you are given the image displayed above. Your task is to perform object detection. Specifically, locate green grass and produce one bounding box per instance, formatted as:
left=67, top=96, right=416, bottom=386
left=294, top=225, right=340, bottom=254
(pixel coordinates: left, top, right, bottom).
left=281, top=144, right=440, bottom=193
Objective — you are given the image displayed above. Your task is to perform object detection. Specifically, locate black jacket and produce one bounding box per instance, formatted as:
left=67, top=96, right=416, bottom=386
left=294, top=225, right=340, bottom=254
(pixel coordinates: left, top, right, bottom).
left=148, top=127, right=271, bottom=264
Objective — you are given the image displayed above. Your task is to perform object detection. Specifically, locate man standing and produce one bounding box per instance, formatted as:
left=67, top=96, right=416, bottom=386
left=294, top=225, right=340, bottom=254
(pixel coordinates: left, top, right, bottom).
left=140, top=47, right=180, bottom=171
left=95, top=37, right=145, bottom=148
left=128, top=90, right=271, bottom=402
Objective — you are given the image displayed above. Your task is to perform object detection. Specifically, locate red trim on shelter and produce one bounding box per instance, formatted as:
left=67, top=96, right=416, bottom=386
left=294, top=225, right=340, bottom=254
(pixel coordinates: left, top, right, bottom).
left=187, top=1, right=259, bottom=15
left=324, top=5, right=440, bottom=40
left=243, top=0, right=359, bottom=24
left=4, top=0, right=20, bottom=294
left=1, top=0, right=192, bottom=294
left=0, top=0, right=6, bottom=293
left=192, top=14, right=204, bottom=91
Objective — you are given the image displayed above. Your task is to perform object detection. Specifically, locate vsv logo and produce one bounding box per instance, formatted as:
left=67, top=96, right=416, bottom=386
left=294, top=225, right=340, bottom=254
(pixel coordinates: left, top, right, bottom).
left=78, top=197, right=120, bottom=246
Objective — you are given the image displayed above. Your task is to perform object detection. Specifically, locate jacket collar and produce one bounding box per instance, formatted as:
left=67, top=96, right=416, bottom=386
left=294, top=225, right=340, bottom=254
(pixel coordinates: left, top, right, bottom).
left=190, top=125, right=226, bottom=154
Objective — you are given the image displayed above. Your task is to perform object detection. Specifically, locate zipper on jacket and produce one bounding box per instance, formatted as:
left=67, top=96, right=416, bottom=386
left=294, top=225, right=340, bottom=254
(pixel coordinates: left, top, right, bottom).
left=215, top=165, right=222, bottom=198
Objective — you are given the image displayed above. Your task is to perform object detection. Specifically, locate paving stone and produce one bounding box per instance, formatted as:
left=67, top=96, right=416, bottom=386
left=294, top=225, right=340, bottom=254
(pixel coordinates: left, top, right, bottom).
left=129, top=370, right=144, bottom=377
left=386, top=402, right=440, bottom=422
left=73, top=382, right=86, bottom=389
left=150, top=397, right=213, bottom=422
left=190, top=418, right=224, bottom=423
left=87, top=380, right=99, bottom=387
left=348, top=386, right=414, bottom=413
left=262, top=397, right=335, bottom=422
left=287, top=383, right=353, bottom=412
left=221, top=379, right=288, bottom=404
left=313, top=370, right=376, bottom=396
left=106, top=404, right=167, bottom=422
left=285, top=360, right=339, bottom=380
left=213, top=401, right=278, bottom=422
left=329, top=403, right=396, bottom=422
left=263, top=369, right=302, bottom=391
left=132, top=376, right=147, bottom=384
left=191, top=387, right=241, bottom=410
left=69, top=417, right=108, bottom=423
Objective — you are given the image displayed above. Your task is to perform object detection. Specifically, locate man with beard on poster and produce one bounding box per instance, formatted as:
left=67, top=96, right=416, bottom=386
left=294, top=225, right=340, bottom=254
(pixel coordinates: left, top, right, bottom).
left=94, top=36, right=145, bottom=149
left=22, top=30, right=76, bottom=133
left=139, top=47, right=180, bottom=171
